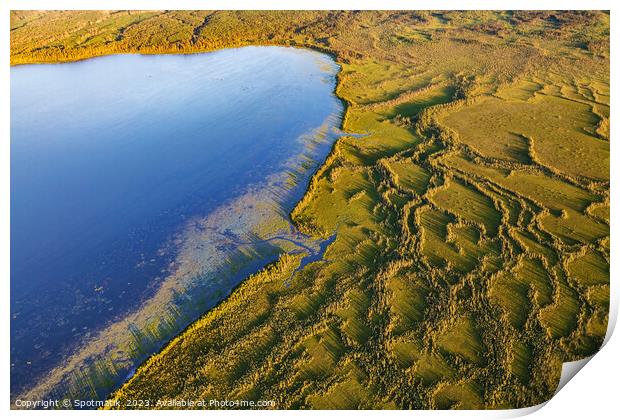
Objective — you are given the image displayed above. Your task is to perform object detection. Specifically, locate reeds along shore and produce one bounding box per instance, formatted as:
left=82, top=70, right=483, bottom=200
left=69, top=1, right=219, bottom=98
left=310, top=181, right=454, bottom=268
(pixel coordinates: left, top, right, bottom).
left=11, top=10, right=610, bottom=409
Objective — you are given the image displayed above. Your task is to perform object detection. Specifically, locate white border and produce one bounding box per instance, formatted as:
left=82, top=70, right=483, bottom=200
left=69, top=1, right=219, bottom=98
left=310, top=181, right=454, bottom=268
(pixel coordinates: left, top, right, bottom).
left=3, top=1, right=617, bottom=419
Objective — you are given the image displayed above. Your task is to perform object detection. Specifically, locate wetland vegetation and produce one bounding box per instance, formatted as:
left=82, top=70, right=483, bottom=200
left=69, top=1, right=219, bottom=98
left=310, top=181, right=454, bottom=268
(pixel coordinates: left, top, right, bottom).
left=11, top=45, right=344, bottom=404
left=10, top=10, right=610, bottom=409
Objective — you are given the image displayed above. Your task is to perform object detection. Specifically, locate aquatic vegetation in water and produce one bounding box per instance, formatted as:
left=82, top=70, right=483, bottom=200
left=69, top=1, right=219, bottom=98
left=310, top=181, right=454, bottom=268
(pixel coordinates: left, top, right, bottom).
left=10, top=10, right=610, bottom=409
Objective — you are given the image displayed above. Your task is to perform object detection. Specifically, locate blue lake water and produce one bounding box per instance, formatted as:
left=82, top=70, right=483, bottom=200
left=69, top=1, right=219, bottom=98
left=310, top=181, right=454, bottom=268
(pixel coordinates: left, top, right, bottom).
left=10, top=47, right=343, bottom=399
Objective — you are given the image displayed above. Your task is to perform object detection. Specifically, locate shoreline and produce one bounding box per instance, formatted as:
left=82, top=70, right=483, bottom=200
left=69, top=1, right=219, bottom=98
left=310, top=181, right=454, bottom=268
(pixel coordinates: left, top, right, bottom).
left=10, top=47, right=352, bottom=406
left=9, top=10, right=611, bottom=410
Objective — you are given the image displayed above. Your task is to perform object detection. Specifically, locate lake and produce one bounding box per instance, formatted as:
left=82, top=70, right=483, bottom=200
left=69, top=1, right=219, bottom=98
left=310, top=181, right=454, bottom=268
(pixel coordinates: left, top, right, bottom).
left=10, top=46, right=343, bottom=401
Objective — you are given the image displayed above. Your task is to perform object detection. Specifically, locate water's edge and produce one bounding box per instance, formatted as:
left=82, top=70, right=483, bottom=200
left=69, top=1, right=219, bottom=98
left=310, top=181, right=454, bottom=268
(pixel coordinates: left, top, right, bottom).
left=12, top=47, right=356, bottom=407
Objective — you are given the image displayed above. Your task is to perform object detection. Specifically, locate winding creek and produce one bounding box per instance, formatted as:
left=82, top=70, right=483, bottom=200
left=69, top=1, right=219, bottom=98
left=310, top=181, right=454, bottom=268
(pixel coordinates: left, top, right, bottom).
left=10, top=46, right=345, bottom=402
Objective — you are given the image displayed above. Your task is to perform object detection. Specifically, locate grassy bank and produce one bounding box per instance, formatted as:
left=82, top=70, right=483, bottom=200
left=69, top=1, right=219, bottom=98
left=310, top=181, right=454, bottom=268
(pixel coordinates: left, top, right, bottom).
left=11, top=10, right=610, bottom=409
